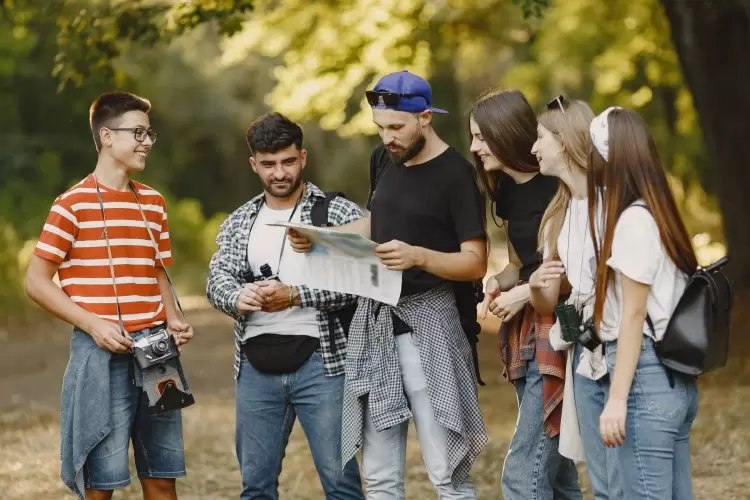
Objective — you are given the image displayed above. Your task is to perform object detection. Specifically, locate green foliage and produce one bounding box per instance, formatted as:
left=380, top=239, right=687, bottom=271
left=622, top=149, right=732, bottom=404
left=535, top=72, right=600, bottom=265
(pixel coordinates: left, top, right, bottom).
left=512, top=0, right=550, bottom=19
left=53, top=0, right=254, bottom=89
left=0, top=220, right=26, bottom=324
left=0, top=0, right=731, bottom=320
left=160, top=194, right=227, bottom=296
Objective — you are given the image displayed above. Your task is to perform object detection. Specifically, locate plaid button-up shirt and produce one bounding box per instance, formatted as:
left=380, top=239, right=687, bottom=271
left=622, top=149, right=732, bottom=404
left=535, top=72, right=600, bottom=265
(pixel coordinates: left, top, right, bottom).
left=206, top=182, right=363, bottom=379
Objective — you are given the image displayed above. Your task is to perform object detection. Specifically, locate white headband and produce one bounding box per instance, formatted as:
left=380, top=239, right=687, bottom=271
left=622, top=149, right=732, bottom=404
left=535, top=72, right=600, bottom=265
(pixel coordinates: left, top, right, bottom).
left=589, top=106, right=622, bottom=161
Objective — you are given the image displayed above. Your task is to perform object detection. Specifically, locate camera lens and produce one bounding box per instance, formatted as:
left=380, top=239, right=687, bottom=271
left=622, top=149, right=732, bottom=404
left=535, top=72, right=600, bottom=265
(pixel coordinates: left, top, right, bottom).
left=153, top=339, right=168, bottom=355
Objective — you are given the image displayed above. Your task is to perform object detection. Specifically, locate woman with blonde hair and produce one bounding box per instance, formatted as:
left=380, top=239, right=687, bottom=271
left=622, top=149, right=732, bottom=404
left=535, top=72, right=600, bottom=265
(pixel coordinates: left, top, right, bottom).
left=529, top=97, right=624, bottom=499
left=469, top=90, right=580, bottom=499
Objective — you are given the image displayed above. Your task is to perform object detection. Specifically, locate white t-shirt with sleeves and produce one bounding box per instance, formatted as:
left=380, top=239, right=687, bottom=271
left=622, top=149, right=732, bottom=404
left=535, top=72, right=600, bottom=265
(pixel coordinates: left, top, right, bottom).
left=598, top=202, right=688, bottom=342
left=558, top=197, right=596, bottom=298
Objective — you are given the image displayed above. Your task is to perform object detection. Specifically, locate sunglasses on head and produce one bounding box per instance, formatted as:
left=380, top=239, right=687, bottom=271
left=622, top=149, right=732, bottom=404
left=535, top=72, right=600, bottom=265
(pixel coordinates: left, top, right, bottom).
left=365, top=90, right=428, bottom=108
left=546, top=95, right=566, bottom=115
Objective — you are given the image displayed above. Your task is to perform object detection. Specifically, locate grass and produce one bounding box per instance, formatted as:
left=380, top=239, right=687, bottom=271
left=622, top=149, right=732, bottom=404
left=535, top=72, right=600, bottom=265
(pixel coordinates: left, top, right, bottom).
left=1, top=312, right=750, bottom=499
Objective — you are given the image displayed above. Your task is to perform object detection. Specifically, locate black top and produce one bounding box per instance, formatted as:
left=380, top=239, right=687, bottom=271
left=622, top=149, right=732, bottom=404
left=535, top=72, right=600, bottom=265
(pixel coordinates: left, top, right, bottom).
left=494, top=173, right=558, bottom=281
left=368, top=143, right=487, bottom=296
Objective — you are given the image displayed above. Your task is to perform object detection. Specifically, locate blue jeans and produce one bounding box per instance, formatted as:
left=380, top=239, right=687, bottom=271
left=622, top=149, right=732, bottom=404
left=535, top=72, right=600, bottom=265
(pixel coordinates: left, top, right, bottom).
left=236, top=351, right=364, bottom=500
left=572, top=343, right=624, bottom=500
left=83, top=328, right=186, bottom=490
left=501, top=354, right=581, bottom=500
left=604, top=338, right=699, bottom=499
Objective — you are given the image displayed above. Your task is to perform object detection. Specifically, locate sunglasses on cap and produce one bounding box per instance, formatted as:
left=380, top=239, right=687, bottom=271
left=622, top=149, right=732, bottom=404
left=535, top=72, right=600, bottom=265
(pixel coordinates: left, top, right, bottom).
left=546, top=95, right=566, bottom=115
left=365, top=90, right=428, bottom=108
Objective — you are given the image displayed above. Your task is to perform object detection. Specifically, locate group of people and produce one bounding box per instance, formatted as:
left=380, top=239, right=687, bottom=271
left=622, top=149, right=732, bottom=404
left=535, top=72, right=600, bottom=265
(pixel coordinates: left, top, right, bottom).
left=24, top=69, right=699, bottom=500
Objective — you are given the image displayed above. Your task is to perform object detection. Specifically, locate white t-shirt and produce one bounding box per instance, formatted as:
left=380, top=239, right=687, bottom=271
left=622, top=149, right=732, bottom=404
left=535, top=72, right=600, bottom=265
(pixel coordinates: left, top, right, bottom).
left=552, top=197, right=597, bottom=298
left=243, top=204, right=319, bottom=341
left=598, top=202, right=688, bottom=342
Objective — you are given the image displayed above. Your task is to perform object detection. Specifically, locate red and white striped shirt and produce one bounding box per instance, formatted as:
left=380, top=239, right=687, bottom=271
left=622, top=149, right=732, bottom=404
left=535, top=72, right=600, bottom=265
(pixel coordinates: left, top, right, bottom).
left=34, top=175, right=173, bottom=332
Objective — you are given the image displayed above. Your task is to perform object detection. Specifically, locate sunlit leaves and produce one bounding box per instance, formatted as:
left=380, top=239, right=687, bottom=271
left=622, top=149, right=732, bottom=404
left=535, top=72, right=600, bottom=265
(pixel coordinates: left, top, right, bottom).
left=222, top=0, right=520, bottom=135
left=53, top=0, right=254, bottom=88
left=512, top=0, right=550, bottom=19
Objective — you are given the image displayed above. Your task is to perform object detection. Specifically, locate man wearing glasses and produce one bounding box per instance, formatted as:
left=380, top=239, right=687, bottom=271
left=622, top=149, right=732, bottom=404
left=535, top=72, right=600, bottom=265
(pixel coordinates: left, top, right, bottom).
left=25, top=91, right=192, bottom=500
left=289, top=71, right=489, bottom=498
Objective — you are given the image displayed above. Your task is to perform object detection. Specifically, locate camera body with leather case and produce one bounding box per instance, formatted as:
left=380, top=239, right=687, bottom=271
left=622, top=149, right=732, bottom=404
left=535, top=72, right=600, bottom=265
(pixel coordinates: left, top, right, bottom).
left=555, top=302, right=601, bottom=351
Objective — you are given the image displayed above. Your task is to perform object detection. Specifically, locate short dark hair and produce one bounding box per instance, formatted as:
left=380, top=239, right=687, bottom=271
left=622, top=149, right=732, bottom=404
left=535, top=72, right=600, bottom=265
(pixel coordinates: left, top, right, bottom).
left=89, top=92, right=151, bottom=151
left=245, top=112, right=303, bottom=156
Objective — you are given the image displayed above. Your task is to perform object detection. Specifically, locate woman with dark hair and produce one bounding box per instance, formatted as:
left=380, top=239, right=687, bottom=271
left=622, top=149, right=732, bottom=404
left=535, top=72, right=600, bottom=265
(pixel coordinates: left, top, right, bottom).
left=469, top=89, right=580, bottom=499
left=587, top=107, right=699, bottom=499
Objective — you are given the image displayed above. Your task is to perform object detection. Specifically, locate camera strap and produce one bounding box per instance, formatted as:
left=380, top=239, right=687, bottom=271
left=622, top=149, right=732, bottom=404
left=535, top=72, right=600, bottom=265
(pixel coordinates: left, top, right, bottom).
left=564, top=198, right=591, bottom=303
left=248, top=189, right=303, bottom=275
left=93, top=176, right=129, bottom=337
left=129, top=181, right=185, bottom=321
left=92, top=175, right=185, bottom=341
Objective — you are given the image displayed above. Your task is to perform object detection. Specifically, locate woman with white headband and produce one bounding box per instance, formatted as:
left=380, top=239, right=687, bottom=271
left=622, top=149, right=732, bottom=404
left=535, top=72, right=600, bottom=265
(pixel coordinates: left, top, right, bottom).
left=528, top=99, right=624, bottom=500
left=586, top=106, right=699, bottom=498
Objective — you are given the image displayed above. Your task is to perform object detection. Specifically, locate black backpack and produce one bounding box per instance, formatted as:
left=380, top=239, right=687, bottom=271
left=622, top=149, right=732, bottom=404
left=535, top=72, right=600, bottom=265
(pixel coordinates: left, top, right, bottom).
left=647, top=255, right=733, bottom=376
left=369, top=145, right=486, bottom=385
left=632, top=205, right=733, bottom=376
left=310, top=192, right=358, bottom=350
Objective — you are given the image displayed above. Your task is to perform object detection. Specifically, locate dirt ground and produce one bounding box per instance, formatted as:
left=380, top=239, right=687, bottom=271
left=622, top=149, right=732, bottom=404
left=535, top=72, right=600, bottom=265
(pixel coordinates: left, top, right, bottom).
left=1, top=308, right=749, bottom=499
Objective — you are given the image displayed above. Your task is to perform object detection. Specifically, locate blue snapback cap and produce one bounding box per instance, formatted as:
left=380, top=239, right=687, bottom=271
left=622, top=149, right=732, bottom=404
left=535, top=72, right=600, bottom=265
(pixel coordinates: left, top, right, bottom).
left=370, top=70, right=448, bottom=114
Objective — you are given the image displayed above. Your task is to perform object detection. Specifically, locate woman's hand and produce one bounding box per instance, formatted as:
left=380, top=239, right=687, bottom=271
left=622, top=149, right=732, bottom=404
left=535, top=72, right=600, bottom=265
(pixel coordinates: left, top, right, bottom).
left=489, top=285, right=529, bottom=322
left=529, top=261, right=565, bottom=289
left=481, top=275, right=501, bottom=319
left=600, top=397, right=628, bottom=447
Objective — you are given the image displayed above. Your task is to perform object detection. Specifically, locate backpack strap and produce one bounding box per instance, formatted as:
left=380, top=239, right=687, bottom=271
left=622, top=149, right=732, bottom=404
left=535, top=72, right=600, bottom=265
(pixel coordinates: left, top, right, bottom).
left=367, top=145, right=392, bottom=209
left=311, top=191, right=346, bottom=227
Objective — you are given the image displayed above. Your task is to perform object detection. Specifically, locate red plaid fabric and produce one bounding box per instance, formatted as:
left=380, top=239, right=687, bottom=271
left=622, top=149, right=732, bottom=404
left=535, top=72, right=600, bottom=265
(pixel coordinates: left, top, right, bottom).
left=499, top=294, right=566, bottom=437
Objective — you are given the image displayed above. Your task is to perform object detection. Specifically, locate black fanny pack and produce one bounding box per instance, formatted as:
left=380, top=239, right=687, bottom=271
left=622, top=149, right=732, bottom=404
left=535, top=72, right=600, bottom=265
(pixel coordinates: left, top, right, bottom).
left=242, top=334, right=320, bottom=375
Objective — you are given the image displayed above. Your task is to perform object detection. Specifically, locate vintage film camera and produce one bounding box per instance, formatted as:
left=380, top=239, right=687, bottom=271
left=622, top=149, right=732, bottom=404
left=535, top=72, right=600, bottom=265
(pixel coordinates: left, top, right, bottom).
left=133, top=328, right=195, bottom=415
left=133, top=328, right=179, bottom=369
left=555, top=302, right=601, bottom=351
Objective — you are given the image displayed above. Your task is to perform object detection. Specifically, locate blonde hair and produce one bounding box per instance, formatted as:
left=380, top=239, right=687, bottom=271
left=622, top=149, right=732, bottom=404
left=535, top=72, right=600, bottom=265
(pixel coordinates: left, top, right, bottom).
left=536, top=100, right=595, bottom=258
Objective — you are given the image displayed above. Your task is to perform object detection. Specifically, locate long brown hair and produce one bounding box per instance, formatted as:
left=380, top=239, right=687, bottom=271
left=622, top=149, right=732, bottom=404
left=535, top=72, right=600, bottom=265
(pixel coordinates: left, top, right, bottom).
left=536, top=100, right=595, bottom=258
left=469, top=89, right=539, bottom=202
left=588, top=108, right=698, bottom=326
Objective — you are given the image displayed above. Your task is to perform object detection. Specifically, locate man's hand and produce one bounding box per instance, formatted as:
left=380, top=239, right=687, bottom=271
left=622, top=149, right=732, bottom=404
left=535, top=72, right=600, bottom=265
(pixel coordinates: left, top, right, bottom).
left=489, top=285, right=529, bottom=322
left=167, top=318, right=194, bottom=347
left=86, top=317, right=133, bottom=353
left=481, top=275, right=501, bottom=319
left=374, top=240, right=424, bottom=271
left=529, top=261, right=565, bottom=289
left=236, top=283, right=268, bottom=314
left=255, top=281, right=294, bottom=313
left=288, top=229, right=312, bottom=253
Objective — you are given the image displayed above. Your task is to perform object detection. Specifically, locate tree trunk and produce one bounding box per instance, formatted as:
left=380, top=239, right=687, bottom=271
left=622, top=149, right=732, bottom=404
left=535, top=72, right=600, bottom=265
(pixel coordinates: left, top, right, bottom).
left=660, top=0, right=750, bottom=288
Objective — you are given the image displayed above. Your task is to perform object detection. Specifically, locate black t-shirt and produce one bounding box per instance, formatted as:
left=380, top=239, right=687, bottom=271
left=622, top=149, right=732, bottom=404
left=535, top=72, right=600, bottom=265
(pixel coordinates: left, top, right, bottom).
left=367, top=143, right=487, bottom=296
left=494, top=173, right=558, bottom=281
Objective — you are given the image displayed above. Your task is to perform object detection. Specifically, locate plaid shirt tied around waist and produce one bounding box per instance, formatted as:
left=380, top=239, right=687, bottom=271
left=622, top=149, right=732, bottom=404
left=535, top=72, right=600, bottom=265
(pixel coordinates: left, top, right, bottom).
left=342, top=285, right=488, bottom=487
left=499, top=281, right=567, bottom=438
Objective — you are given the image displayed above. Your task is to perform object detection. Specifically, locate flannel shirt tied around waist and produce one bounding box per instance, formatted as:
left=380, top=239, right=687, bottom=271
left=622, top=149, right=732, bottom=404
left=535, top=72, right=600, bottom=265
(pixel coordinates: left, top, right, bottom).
left=499, top=281, right=567, bottom=438
left=341, top=284, right=488, bottom=487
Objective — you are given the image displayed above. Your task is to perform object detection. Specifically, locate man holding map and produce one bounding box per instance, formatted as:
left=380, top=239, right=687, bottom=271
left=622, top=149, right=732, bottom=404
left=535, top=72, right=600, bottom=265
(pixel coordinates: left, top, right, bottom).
left=288, top=70, right=489, bottom=498
left=205, top=112, right=365, bottom=499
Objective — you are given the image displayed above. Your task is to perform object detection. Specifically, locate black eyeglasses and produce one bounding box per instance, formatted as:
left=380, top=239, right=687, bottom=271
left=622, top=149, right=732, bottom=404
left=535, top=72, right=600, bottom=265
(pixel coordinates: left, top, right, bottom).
left=546, top=95, right=566, bottom=115
left=108, top=127, right=158, bottom=144
left=365, top=90, right=428, bottom=107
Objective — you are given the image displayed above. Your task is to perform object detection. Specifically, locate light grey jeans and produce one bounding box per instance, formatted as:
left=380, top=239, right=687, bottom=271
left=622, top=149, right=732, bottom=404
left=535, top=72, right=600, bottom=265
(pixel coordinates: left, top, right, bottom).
left=360, top=333, right=476, bottom=500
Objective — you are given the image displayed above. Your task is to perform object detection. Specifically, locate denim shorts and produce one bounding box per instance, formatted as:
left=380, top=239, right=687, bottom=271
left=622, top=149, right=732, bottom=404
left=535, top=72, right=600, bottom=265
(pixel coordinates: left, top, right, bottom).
left=83, top=326, right=186, bottom=490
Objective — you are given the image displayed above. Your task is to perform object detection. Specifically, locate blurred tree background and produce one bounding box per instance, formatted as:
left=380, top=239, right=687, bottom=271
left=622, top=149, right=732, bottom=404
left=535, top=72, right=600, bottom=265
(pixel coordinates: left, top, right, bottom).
left=0, top=0, right=746, bottom=326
